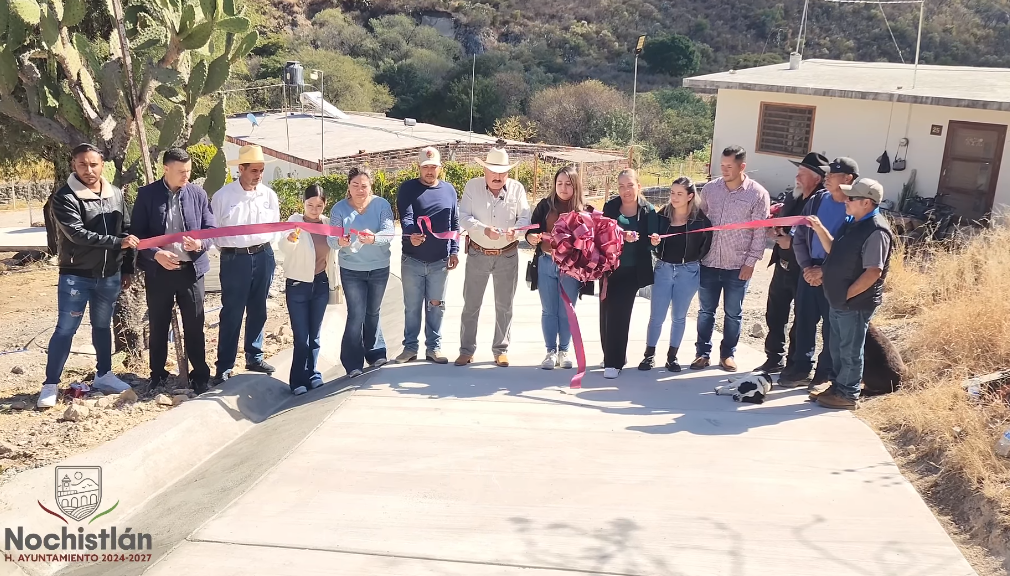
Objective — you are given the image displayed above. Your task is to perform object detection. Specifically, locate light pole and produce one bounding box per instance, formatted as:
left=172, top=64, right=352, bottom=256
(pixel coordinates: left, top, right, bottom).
left=630, top=35, right=645, bottom=146
left=825, top=0, right=925, bottom=89
left=310, top=69, right=325, bottom=173
left=468, top=53, right=476, bottom=144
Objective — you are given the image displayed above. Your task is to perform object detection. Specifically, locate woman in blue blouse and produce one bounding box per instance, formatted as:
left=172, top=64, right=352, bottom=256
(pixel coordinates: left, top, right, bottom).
left=329, top=166, right=395, bottom=378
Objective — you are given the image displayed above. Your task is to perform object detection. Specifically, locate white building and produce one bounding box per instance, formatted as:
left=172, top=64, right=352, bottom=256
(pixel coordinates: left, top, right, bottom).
left=684, top=58, right=1010, bottom=221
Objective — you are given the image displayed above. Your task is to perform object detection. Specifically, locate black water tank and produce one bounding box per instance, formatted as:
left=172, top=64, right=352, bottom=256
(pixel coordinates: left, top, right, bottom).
left=283, top=61, right=304, bottom=87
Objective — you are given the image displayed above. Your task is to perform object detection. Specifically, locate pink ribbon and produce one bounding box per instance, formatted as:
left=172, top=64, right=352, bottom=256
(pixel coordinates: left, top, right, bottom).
left=137, top=218, right=465, bottom=249
left=656, top=216, right=809, bottom=238
left=561, top=289, right=586, bottom=389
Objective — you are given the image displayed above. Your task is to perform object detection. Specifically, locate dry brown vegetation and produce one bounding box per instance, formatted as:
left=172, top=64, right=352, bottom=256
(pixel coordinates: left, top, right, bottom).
left=861, top=224, right=1010, bottom=569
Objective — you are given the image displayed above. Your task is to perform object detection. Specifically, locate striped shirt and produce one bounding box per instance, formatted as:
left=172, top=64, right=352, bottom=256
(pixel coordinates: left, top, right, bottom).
left=699, top=175, right=770, bottom=270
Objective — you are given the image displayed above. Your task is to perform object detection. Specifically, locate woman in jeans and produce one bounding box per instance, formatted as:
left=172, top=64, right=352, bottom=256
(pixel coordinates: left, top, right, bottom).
left=280, top=184, right=337, bottom=395
left=329, top=166, right=395, bottom=378
left=639, top=177, right=713, bottom=372
left=599, top=169, right=659, bottom=379
left=526, top=165, right=590, bottom=370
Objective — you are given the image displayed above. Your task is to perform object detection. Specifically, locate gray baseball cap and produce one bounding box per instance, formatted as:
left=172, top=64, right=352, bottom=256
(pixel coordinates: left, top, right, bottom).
left=840, top=177, right=884, bottom=204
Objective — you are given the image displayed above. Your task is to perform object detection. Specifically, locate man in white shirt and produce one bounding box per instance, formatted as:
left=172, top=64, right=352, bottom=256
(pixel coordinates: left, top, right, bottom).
left=455, top=145, right=531, bottom=367
left=209, top=145, right=281, bottom=384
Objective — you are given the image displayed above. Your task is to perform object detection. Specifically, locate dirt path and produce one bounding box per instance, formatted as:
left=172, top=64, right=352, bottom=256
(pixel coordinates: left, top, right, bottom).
left=0, top=252, right=293, bottom=485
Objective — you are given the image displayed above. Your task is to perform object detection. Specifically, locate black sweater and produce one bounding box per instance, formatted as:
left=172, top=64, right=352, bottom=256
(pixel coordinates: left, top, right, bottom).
left=655, top=205, right=713, bottom=265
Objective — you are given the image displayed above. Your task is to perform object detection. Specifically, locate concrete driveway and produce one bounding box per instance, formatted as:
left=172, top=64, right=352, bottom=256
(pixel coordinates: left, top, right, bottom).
left=53, top=242, right=975, bottom=576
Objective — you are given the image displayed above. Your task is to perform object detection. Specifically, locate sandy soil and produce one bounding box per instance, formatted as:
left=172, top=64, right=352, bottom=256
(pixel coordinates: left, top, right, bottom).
left=0, top=251, right=292, bottom=485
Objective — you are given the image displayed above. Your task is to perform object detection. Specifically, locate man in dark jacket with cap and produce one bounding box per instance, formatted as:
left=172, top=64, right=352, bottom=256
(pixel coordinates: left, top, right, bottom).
left=756, top=152, right=828, bottom=373
left=806, top=177, right=893, bottom=410
left=780, top=157, right=858, bottom=388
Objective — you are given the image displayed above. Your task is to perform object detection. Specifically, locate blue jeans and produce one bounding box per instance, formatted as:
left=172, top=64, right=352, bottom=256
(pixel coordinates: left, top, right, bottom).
left=216, top=247, right=275, bottom=375
left=695, top=265, right=750, bottom=359
left=791, top=273, right=835, bottom=380
left=647, top=261, right=700, bottom=349
left=340, top=266, right=390, bottom=372
left=829, top=307, right=875, bottom=400
left=401, top=255, right=448, bottom=355
left=286, top=271, right=329, bottom=390
left=538, top=253, right=581, bottom=352
left=45, top=273, right=121, bottom=385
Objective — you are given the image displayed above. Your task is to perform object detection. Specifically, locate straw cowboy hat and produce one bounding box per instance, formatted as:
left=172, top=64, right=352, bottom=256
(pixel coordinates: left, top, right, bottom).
left=475, top=146, right=518, bottom=173
left=227, top=144, right=275, bottom=166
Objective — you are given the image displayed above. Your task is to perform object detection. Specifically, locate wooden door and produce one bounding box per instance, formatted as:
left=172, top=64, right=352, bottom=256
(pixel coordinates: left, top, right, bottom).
left=937, top=121, right=1007, bottom=221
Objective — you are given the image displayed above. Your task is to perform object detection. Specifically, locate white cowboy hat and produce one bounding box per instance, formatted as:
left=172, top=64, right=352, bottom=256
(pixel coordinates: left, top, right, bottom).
left=227, top=144, right=275, bottom=166
left=475, top=146, right=517, bottom=173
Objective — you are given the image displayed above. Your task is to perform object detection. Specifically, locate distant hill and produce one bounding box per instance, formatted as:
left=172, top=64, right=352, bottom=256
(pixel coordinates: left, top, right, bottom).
left=255, top=0, right=1010, bottom=81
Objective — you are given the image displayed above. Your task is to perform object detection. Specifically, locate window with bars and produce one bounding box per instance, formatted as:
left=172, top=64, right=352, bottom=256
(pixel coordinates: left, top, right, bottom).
left=756, top=103, right=815, bottom=158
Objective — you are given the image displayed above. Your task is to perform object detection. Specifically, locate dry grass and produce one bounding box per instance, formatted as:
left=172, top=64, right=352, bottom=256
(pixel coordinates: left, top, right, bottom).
left=860, top=224, right=1010, bottom=566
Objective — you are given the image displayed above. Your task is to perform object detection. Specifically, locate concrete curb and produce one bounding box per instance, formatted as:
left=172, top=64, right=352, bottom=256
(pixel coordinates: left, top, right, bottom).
left=0, top=302, right=348, bottom=576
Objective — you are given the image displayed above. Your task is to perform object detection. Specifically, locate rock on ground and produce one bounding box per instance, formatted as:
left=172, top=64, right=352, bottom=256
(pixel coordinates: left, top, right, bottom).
left=155, top=394, right=174, bottom=407
left=63, top=404, right=90, bottom=422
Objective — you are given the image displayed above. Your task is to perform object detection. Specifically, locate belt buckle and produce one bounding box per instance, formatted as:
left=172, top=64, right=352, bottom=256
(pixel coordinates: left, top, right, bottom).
left=486, top=248, right=501, bottom=256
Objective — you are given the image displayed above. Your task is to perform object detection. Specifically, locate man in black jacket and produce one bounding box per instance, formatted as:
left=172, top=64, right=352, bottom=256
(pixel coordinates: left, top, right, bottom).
left=807, top=178, right=893, bottom=410
left=132, top=148, right=217, bottom=393
left=756, top=152, right=828, bottom=373
left=39, top=144, right=140, bottom=409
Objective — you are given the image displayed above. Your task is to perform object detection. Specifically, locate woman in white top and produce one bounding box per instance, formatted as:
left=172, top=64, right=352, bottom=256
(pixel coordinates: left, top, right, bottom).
left=278, top=184, right=337, bottom=395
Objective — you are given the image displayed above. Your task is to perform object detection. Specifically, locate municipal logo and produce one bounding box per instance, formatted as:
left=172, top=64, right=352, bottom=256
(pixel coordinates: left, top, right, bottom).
left=54, top=467, right=101, bottom=522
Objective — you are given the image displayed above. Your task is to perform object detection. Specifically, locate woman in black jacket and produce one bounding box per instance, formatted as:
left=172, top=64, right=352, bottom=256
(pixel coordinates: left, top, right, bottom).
left=526, top=165, right=590, bottom=370
left=639, top=177, right=712, bottom=372
left=600, top=169, right=660, bottom=379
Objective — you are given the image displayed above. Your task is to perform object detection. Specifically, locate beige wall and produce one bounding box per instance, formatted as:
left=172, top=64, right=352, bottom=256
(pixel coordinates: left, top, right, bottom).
left=710, top=89, right=1010, bottom=213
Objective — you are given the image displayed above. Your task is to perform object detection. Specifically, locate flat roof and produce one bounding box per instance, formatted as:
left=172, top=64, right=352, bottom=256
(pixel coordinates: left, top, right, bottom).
left=683, top=59, right=1010, bottom=111
left=225, top=112, right=503, bottom=164
left=544, top=149, right=626, bottom=163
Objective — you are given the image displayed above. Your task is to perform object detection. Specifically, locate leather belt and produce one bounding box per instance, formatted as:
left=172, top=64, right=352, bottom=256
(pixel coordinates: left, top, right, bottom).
left=467, top=238, right=518, bottom=256
left=220, top=243, right=269, bottom=255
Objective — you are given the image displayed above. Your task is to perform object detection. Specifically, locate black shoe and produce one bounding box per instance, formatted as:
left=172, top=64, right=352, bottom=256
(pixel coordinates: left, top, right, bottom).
left=192, top=379, right=210, bottom=395
left=665, top=347, right=681, bottom=372
left=245, top=361, right=275, bottom=375
left=756, top=359, right=787, bottom=374
left=211, top=369, right=233, bottom=387
left=638, top=356, right=655, bottom=370
left=638, top=346, right=656, bottom=371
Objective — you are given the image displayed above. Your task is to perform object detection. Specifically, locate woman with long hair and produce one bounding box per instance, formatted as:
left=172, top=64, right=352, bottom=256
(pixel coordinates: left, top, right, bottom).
left=329, top=166, right=396, bottom=378
left=526, top=165, right=590, bottom=369
left=600, top=169, right=660, bottom=379
left=279, top=184, right=337, bottom=395
left=639, top=177, right=713, bottom=372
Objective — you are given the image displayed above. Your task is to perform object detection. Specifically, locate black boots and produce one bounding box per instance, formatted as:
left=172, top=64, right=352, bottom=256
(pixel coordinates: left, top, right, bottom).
left=638, top=346, right=656, bottom=370
left=665, top=347, right=681, bottom=372
left=640, top=346, right=681, bottom=372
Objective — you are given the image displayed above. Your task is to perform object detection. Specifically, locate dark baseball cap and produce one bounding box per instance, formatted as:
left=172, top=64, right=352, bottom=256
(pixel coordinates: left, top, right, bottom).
left=820, top=157, right=859, bottom=176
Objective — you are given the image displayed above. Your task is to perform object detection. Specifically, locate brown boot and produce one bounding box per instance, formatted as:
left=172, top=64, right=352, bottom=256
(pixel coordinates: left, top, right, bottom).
left=719, top=357, right=738, bottom=372
left=495, top=354, right=510, bottom=367
left=816, top=391, right=857, bottom=410
left=454, top=354, right=473, bottom=366
left=690, top=357, right=710, bottom=370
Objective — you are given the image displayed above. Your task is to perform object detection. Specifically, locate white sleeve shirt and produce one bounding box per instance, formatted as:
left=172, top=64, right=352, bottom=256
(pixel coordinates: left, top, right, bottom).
left=210, top=181, right=281, bottom=248
left=459, top=177, right=531, bottom=249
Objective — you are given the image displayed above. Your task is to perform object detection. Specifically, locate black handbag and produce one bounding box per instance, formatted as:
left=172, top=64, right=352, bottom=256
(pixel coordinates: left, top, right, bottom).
left=526, top=259, right=536, bottom=290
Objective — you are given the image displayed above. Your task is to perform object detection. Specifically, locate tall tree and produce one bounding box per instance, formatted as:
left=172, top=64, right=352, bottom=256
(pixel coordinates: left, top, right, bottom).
left=0, top=0, right=259, bottom=192
left=641, top=34, right=700, bottom=78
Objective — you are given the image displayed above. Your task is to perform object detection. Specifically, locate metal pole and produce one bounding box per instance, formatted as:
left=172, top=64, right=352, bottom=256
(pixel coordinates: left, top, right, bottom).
left=469, top=53, right=475, bottom=144
left=319, top=71, right=325, bottom=174
left=912, top=0, right=924, bottom=89
left=631, top=55, right=639, bottom=146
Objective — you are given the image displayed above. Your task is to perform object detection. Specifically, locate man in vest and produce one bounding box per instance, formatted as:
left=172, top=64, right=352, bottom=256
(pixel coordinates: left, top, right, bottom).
left=806, top=178, right=893, bottom=410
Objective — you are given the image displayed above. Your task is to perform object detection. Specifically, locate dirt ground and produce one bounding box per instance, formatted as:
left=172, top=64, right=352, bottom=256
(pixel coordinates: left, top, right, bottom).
left=0, top=250, right=292, bottom=485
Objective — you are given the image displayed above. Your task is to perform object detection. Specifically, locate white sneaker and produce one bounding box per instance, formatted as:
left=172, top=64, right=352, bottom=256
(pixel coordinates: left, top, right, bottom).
left=292, top=386, right=307, bottom=396
left=558, top=350, right=573, bottom=369
left=93, top=372, right=131, bottom=393
left=541, top=351, right=558, bottom=370
left=37, top=384, right=58, bottom=408
left=348, top=369, right=363, bottom=378
left=603, top=367, right=620, bottom=379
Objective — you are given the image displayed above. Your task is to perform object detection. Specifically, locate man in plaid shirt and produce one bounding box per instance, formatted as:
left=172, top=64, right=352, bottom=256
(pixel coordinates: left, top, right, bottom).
left=692, top=146, right=770, bottom=372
